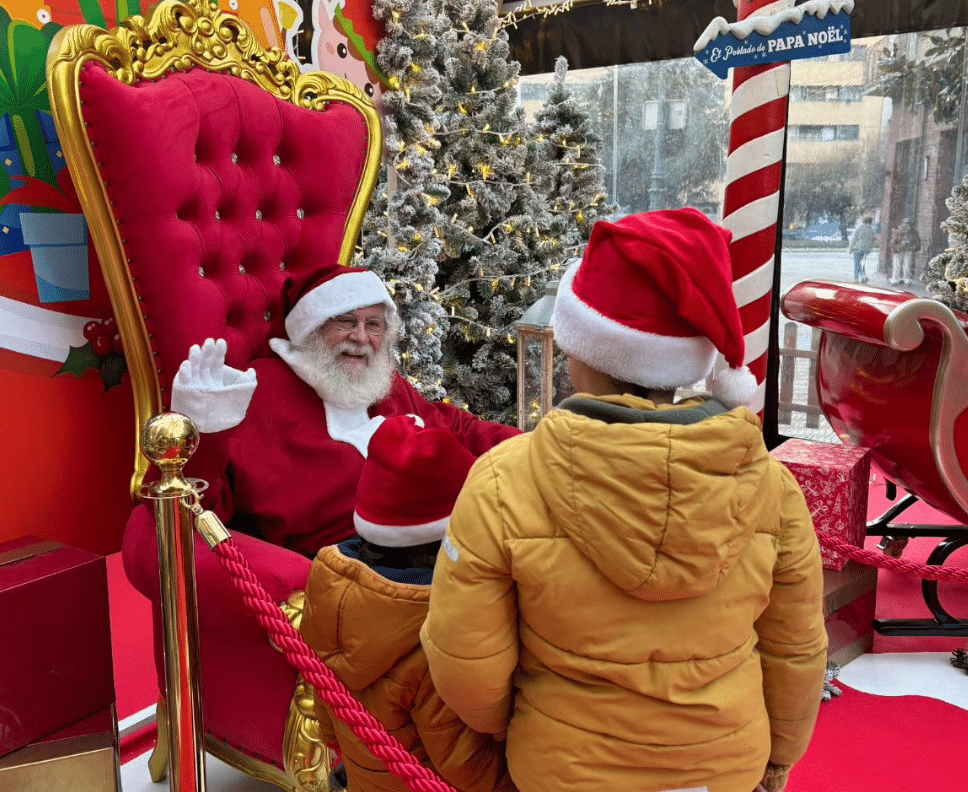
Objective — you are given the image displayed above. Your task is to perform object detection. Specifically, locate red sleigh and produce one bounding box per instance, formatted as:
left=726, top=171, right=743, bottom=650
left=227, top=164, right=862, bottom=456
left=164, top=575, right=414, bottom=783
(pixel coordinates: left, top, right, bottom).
left=781, top=280, right=968, bottom=635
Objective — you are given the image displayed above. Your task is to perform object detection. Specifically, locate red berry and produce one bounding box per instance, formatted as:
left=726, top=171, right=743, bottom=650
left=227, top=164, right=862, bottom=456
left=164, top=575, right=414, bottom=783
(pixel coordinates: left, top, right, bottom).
left=92, top=334, right=111, bottom=356
left=83, top=320, right=101, bottom=341
left=110, top=333, right=124, bottom=354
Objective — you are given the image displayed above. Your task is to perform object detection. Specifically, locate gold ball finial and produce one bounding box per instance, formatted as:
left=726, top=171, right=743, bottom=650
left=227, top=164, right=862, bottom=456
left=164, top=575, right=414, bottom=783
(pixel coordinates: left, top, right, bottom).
left=141, top=412, right=200, bottom=473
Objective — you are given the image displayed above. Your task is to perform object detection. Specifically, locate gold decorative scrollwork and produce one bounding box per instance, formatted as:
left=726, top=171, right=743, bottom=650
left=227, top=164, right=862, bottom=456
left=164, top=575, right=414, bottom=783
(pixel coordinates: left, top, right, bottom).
left=283, top=677, right=334, bottom=792
left=45, top=0, right=382, bottom=497
left=280, top=590, right=308, bottom=632
left=279, top=591, right=333, bottom=791
left=48, top=0, right=373, bottom=113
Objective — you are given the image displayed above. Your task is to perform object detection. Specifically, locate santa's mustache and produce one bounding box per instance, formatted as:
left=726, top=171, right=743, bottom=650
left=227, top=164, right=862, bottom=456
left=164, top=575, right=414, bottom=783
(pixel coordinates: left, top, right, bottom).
left=331, top=340, right=374, bottom=363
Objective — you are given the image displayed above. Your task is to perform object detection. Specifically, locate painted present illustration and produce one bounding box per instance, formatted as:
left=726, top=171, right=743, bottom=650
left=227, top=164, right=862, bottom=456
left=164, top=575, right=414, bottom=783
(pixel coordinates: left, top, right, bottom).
left=0, top=167, right=89, bottom=303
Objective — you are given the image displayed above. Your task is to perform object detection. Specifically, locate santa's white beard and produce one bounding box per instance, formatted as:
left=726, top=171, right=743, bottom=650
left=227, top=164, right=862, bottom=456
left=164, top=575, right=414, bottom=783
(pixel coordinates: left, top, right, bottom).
left=291, top=335, right=395, bottom=410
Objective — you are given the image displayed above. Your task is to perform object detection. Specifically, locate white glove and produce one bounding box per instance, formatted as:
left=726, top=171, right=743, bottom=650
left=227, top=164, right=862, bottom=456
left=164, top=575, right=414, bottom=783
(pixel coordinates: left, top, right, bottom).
left=170, top=338, right=257, bottom=433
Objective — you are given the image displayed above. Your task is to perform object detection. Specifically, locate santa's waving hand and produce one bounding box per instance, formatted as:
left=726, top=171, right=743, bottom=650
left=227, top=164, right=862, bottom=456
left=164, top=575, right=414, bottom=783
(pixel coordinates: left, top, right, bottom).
left=171, top=337, right=258, bottom=434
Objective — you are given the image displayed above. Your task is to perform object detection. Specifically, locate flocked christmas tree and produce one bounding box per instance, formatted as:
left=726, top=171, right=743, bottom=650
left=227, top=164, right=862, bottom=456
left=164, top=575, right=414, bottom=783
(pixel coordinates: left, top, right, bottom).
left=359, top=0, right=612, bottom=421
left=358, top=0, right=449, bottom=399
left=528, top=55, right=615, bottom=416
left=533, top=55, right=613, bottom=259
left=430, top=0, right=562, bottom=423
left=922, top=171, right=968, bottom=313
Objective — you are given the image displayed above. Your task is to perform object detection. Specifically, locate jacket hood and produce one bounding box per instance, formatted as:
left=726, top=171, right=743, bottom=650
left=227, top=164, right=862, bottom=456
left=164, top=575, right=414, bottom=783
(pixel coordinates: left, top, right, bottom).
left=303, top=544, right=430, bottom=690
left=527, top=395, right=770, bottom=601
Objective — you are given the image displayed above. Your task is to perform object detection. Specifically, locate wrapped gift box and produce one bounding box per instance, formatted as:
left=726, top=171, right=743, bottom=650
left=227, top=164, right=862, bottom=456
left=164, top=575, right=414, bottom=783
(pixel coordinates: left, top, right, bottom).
left=0, top=536, right=116, bottom=758
left=0, top=707, right=120, bottom=792
left=770, top=439, right=872, bottom=570
left=823, top=561, right=877, bottom=666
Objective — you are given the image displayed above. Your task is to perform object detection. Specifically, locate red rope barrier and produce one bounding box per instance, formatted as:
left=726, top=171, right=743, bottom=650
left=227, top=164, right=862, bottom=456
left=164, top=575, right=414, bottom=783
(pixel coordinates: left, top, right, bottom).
left=211, top=537, right=459, bottom=792
left=816, top=529, right=968, bottom=582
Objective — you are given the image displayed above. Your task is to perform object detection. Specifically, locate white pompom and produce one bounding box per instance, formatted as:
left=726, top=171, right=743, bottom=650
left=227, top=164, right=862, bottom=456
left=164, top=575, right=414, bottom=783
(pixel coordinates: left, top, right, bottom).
left=710, top=366, right=758, bottom=409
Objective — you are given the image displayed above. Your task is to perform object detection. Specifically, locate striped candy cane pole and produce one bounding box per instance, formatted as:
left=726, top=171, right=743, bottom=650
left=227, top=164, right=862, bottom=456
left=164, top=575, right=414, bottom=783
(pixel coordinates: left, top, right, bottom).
left=722, top=0, right=795, bottom=416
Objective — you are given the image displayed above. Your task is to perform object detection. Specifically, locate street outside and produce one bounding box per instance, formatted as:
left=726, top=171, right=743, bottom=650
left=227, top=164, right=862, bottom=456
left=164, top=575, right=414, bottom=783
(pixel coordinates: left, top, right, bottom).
left=775, top=245, right=929, bottom=443
left=778, top=244, right=930, bottom=298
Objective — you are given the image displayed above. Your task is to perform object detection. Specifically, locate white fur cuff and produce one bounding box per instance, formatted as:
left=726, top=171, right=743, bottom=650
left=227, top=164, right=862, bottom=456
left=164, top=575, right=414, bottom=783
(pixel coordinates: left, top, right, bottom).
left=552, top=263, right=716, bottom=389
left=353, top=512, right=451, bottom=547
left=170, top=377, right=257, bottom=434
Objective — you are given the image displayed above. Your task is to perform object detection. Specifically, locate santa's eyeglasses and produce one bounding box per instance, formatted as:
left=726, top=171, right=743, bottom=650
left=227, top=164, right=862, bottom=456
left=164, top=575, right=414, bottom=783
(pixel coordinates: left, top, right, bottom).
left=329, top=314, right=388, bottom=337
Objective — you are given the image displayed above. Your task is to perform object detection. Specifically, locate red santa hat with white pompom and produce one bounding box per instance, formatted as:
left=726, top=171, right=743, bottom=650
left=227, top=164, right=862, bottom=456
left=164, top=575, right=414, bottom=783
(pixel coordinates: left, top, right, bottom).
left=284, top=264, right=397, bottom=346
left=353, top=415, right=477, bottom=548
left=552, top=207, right=757, bottom=409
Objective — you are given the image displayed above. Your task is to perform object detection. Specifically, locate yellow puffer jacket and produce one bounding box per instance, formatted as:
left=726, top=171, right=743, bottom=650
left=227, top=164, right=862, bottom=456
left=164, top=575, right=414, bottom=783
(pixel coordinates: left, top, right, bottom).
left=300, top=540, right=516, bottom=792
left=421, top=395, right=827, bottom=792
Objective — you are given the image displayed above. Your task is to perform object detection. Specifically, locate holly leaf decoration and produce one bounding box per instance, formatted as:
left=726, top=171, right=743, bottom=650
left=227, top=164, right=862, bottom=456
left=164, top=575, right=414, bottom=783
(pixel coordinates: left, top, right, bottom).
left=55, top=342, right=128, bottom=392
left=98, top=354, right=128, bottom=392
left=56, top=342, right=99, bottom=377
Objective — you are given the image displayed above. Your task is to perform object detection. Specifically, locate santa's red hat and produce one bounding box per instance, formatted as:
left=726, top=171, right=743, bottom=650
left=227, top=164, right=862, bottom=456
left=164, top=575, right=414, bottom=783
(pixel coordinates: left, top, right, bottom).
left=353, top=416, right=477, bottom=547
left=285, top=265, right=397, bottom=346
left=552, top=207, right=756, bottom=409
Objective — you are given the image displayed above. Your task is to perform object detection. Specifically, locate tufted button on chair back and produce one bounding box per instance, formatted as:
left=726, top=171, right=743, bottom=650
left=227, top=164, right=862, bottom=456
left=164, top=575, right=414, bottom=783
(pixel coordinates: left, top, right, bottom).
left=47, top=0, right=382, bottom=493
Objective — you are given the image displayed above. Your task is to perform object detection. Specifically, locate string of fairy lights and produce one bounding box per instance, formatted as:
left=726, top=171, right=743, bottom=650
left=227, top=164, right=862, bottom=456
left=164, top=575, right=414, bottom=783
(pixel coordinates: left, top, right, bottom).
left=369, top=1, right=612, bottom=378
left=500, top=0, right=662, bottom=29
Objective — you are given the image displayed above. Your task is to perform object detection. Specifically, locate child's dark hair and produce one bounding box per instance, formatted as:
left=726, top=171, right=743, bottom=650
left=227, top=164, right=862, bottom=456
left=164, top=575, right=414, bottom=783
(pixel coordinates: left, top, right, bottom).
left=356, top=539, right=441, bottom=570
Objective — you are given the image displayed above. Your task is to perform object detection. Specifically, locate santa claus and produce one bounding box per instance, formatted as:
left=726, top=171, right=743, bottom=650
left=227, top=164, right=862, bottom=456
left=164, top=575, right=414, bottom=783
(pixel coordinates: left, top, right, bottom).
left=171, top=265, right=519, bottom=556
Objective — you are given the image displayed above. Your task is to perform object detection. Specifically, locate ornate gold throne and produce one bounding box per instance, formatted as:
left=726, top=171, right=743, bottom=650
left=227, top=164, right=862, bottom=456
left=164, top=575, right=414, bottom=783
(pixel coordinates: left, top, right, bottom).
left=45, top=1, right=382, bottom=788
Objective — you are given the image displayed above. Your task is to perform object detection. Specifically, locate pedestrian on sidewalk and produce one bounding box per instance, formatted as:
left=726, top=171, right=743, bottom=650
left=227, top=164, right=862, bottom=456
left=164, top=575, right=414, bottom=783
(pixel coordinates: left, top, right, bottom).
left=848, top=216, right=876, bottom=283
left=890, top=217, right=921, bottom=285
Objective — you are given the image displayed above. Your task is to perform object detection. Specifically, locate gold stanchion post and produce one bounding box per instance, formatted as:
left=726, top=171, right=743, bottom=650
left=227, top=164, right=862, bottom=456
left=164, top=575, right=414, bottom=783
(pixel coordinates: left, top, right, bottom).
left=140, top=412, right=207, bottom=792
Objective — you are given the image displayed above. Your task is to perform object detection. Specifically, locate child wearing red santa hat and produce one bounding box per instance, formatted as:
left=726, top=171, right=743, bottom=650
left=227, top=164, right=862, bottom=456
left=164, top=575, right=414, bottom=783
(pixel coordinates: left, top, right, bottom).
left=421, top=208, right=828, bottom=792
left=298, top=414, right=517, bottom=792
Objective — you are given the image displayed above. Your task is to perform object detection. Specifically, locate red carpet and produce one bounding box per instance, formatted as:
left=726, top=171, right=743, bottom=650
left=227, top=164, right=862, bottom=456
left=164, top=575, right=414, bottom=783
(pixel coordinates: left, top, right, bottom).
left=787, top=682, right=968, bottom=791
left=865, top=476, right=968, bottom=654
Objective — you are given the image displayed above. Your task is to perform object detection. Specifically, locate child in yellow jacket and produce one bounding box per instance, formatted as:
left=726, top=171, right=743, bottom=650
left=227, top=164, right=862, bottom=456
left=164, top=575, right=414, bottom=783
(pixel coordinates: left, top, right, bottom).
left=299, top=414, right=516, bottom=792
left=422, top=208, right=828, bottom=792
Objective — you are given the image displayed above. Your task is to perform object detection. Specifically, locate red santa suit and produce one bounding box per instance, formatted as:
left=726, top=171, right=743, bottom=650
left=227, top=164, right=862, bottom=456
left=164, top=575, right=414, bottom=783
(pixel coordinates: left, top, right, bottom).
left=169, top=264, right=520, bottom=556
left=186, top=356, right=519, bottom=556
left=121, top=265, right=518, bottom=753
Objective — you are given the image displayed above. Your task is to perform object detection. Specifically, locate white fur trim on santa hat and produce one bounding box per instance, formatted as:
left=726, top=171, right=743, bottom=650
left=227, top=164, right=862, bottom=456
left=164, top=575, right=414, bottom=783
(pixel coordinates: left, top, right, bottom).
left=353, top=512, right=451, bottom=548
left=710, top=365, right=758, bottom=410
left=286, top=270, right=396, bottom=346
left=552, top=262, right=718, bottom=390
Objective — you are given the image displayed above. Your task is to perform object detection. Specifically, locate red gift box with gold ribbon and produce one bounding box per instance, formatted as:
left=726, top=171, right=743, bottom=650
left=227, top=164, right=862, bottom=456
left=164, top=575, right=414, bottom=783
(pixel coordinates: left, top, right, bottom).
left=0, top=536, right=115, bottom=758
left=770, top=439, right=872, bottom=571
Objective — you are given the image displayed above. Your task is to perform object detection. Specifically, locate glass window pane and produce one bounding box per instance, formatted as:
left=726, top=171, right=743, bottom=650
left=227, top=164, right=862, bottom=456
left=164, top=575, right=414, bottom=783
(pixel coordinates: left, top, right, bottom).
left=669, top=100, right=687, bottom=130
left=519, top=57, right=728, bottom=222
left=520, top=29, right=968, bottom=438
left=779, top=29, right=968, bottom=442
left=519, top=57, right=729, bottom=406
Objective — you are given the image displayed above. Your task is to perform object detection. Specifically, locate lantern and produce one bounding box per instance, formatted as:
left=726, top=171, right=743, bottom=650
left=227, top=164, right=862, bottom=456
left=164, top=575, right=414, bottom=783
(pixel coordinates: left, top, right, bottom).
left=513, top=280, right=559, bottom=432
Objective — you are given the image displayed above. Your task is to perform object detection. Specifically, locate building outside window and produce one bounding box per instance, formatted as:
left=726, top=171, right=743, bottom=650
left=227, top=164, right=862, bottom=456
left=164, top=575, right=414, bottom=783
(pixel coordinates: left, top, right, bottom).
left=518, top=28, right=968, bottom=442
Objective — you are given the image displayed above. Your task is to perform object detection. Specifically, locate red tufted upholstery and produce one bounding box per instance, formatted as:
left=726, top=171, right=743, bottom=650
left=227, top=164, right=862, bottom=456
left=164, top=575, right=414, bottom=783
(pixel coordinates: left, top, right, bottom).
left=77, top=61, right=372, bottom=404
